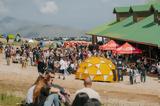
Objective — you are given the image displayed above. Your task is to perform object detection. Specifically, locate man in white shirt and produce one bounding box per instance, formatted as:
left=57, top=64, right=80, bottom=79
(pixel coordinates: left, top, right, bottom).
left=59, top=57, right=68, bottom=80
left=74, top=77, right=101, bottom=102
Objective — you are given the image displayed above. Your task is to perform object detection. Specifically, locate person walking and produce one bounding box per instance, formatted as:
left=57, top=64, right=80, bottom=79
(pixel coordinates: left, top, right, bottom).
left=140, top=64, right=146, bottom=83
left=157, top=62, right=160, bottom=80
left=59, top=57, right=68, bottom=80
left=5, top=47, right=11, bottom=65
left=6, top=36, right=9, bottom=43
left=129, top=65, right=134, bottom=85
left=0, top=41, right=3, bottom=54
left=117, top=57, right=123, bottom=81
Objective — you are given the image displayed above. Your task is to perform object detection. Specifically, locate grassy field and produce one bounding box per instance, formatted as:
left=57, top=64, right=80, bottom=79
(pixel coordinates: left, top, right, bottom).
left=0, top=93, right=23, bottom=106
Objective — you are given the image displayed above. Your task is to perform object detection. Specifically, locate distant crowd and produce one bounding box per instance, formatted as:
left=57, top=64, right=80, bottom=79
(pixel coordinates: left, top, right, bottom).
left=0, top=40, right=160, bottom=106
left=1, top=40, right=160, bottom=83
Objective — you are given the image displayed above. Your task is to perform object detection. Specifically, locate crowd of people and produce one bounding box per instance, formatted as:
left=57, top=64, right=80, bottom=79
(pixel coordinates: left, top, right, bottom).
left=1, top=41, right=103, bottom=106
left=0, top=40, right=160, bottom=106
left=1, top=40, right=160, bottom=83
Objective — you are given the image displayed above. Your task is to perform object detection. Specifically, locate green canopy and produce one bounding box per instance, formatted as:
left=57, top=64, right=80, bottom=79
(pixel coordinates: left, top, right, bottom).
left=116, top=15, right=160, bottom=47
left=86, top=21, right=117, bottom=35
left=90, top=15, right=160, bottom=47
left=96, top=16, right=134, bottom=38
left=8, top=34, right=15, bottom=39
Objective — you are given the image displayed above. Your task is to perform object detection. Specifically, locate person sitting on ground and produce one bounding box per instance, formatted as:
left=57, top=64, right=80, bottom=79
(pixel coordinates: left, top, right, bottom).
left=74, top=77, right=101, bottom=102
left=25, top=76, right=43, bottom=105
left=44, top=71, right=71, bottom=106
left=32, top=72, right=60, bottom=106
left=84, top=98, right=101, bottom=106
left=72, top=92, right=89, bottom=106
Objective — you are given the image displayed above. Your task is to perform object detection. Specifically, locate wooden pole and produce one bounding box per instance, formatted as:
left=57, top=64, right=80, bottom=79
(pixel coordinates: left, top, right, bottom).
left=92, top=35, right=97, bottom=44
left=149, top=46, right=152, bottom=63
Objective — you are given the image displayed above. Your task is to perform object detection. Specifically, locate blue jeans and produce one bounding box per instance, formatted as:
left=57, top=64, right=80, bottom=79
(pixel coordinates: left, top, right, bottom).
left=30, top=57, right=33, bottom=66
left=44, top=94, right=59, bottom=106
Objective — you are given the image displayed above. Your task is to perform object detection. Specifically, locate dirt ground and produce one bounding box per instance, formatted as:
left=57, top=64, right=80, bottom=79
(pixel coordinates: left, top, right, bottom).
left=0, top=53, right=160, bottom=106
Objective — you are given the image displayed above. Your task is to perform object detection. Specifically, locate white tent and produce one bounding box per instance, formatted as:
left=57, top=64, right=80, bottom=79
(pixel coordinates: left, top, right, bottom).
left=28, top=39, right=34, bottom=43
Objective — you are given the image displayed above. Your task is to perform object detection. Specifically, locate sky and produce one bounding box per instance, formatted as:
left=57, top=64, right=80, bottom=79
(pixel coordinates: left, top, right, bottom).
left=0, top=0, right=148, bottom=30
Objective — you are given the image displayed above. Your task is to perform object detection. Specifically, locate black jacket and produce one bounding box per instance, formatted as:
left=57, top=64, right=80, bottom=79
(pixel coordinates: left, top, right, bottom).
left=37, top=61, right=46, bottom=74
left=33, top=85, right=50, bottom=106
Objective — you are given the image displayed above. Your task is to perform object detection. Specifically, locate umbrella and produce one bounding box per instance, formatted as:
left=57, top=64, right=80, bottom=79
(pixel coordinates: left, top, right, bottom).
left=113, top=42, right=142, bottom=54
left=64, top=41, right=91, bottom=47
left=76, top=56, right=117, bottom=82
left=99, top=40, right=119, bottom=50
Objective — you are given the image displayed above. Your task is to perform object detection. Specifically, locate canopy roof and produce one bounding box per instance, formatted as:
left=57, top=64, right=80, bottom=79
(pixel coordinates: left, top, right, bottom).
left=101, top=15, right=160, bottom=47
left=99, top=40, right=119, bottom=50
left=87, top=15, right=160, bottom=47
left=96, top=16, right=134, bottom=38
left=87, top=21, right=117, bottom=35
left=113, top=42, right=142, bottom=54
left=87, top=16, right=133, bottom=36
left=116, top=15, right=160, bottom=47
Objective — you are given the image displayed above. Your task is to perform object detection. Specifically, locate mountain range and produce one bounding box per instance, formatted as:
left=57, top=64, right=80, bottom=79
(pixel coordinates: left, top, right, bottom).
left=0, top=16, right=86, bottom=38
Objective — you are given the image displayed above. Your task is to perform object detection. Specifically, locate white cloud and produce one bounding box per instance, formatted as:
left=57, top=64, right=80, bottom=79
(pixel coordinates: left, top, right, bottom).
left=39, top=1, right=58, bottom=14
left=0, top=1, right=8, bottom=14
